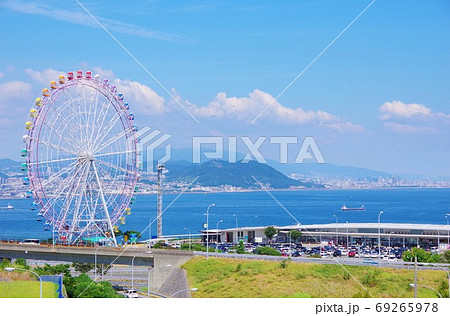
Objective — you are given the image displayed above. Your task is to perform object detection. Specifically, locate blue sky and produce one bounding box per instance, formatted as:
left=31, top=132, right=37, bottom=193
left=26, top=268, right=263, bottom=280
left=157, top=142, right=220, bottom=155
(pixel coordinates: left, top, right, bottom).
left=0, top=0, right=449, bottom=177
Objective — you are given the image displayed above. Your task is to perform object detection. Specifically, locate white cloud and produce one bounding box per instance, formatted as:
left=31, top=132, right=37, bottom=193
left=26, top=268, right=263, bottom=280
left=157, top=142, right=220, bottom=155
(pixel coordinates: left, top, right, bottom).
left=25, top=68, right=65, bottom=86
left=23, top=67, right=365, bottom=131
left=189, top=89, right=364, bottom=132
left=0, top=72, right=4, bottom=79
left=25, top=67, right=167, bottom=115
left=114, top=79, right=166, bottom=115
left=1, top=0, right=184, bottom=42
left=0, top=81, right=32, bottom=99
left=379, top=100, right=449, bottom=120
left=384, top=122, right=437, bottom=134
left=379, top=100, right=449, bottom=134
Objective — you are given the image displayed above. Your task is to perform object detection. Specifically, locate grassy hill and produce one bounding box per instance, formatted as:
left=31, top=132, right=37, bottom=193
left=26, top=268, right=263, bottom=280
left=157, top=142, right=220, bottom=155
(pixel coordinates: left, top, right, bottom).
left=0, top=280, right=58, bottom=298
left=182, top=257, right=448, bottom=298
left=166, top=160, right=321, bottom=189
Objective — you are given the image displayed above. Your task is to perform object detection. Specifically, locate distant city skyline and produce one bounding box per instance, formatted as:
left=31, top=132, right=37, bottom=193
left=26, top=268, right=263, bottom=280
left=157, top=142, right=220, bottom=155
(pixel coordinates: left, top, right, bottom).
left=0, top=0, right=449, bottom=177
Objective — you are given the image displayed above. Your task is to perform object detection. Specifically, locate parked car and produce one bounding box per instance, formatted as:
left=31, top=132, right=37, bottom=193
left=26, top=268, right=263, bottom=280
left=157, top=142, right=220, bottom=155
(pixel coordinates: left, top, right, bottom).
left=124, top=290, right=139, bottom=298
left=348, top=251, right=356, bottom=257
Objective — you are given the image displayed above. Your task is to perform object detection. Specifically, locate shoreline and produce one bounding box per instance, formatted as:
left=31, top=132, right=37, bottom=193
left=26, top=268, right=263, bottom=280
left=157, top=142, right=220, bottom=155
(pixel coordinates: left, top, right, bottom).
left=1, top=186, right=449, bottom=200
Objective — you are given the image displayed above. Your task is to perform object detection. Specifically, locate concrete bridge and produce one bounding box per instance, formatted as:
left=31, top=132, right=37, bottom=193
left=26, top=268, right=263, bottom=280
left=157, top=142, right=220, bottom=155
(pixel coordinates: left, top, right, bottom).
left=0, top=243, right=193, bottom=267
left=0, top=243, right=195, bottom=295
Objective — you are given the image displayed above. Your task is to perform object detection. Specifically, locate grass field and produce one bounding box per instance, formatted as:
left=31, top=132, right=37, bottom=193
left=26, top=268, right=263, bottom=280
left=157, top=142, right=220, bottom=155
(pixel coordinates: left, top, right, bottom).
left=0, top=281, right=58, bottom=298
left=182, top=257, right=448, bottom=298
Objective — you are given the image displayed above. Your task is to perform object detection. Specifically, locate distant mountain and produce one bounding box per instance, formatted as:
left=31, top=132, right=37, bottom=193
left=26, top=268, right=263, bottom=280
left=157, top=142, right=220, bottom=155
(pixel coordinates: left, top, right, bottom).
left=268, top=161, right=393, bottom=179
left=152, top=148, right=398, bottom=179
left=165, top=159, right=321, bottom=189
left=0, top=159, right=22, bottom=175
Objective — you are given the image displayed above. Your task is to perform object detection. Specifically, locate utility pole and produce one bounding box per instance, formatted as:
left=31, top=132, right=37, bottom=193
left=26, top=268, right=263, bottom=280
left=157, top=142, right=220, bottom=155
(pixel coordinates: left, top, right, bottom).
left=414, top=256, right=418, bottom=298
left=157, top=164, right=165, bottom=238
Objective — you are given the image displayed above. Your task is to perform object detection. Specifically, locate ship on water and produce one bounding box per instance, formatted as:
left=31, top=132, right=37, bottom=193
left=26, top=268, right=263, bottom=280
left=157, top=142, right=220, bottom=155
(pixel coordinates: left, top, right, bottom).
left=341, top=204, right=365, bottom=211
left=0, top=203, right=14, bottom=210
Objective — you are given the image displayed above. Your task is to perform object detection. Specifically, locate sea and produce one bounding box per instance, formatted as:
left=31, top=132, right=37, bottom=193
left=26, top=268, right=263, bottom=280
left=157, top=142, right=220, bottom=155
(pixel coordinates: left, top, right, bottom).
left=0, top=188, right=449, bottom=241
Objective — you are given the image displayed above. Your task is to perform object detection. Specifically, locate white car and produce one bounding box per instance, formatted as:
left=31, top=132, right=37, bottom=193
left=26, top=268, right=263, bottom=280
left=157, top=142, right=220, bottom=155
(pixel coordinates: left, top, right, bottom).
left=124, top=290, right=139, bottom=298
left=20, top=239, right=40, bottom=245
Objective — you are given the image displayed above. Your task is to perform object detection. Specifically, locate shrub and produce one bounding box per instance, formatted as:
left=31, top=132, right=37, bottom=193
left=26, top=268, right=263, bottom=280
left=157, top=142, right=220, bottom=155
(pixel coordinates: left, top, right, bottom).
left=254, top=246, right=281, bottom=256
left=343, top=271, right=350, bottom=280
left=402, top=248, right=440, bottom=263
left=14, top=258, right=30, bottom=270
left=279, top=259, right=289, bottom=269
left=361, top=270, right=380, bottom=287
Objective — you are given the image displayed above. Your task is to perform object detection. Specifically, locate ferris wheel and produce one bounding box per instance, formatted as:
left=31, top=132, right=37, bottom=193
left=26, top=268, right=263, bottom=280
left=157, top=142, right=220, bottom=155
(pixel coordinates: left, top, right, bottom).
left=21, top=70, right=140, bottom=246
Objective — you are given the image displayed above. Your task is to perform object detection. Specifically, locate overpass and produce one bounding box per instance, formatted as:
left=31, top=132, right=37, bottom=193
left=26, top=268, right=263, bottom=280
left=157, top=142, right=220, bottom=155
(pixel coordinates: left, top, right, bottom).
left=0, top=243, right=193, bottom=268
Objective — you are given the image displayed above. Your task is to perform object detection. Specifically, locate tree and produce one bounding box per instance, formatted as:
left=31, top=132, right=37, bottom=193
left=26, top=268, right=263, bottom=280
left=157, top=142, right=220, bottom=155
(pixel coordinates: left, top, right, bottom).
left=402, top=248, right=440, bottom=263
left=288, top=230, right=302, bottom=243
left=64, top=273, right=121, bottom=298
left=440, top=250, right=450, bottom=264
left=96, top=264, right=111, bottom=277
left=236, top=240, right=246, bottom=254
left=264, top=226, right=277, bottom=243
left=14, top=258, right=30, bottom=270
left=72, top=262, right=95, bottom=274
left=34, top=263, right=71, bottom=277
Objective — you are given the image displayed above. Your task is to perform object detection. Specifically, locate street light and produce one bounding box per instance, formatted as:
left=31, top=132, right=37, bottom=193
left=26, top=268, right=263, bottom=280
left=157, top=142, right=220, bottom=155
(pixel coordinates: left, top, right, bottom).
left=346, top=221, right=349, bottom=249
left=446, top=214, right=450, bottom=249
left=233, top=214, right=238, bottom=244
left=206, top=204, right=215, bottom=259
left=94, top=246, right=104, bottom=281
left=4, top=267, right=42, bottom=298
left=147, top=264, right=172, bottom=298
left=170, top=287, right=198, bottom=298
left=378, top=211, right=384, bottom=263
left=388, top=232, right=394, bottom=259
left=216, top=220, right=223, bottom=254
left=333, top=214, right=338, bottom=246
left=131, top=251, right=152, bottom=292
left=148, top=217, right=156, bottom=243
left=184, top=228, right=191, bottom=251
left=409, top=284, right=442, bottom=298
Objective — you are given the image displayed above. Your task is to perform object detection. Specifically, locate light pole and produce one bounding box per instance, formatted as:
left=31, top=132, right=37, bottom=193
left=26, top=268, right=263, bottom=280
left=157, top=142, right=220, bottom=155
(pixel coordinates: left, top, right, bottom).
left=346, top=221, right=349, bottom=249
left=148, top=217, right=156, bottom=245
left=94, top=246, right=103, bottom=281
left=170, top=287, right=198, bottom=298
left=446, top=214, right=450, bottom=249
left=131, top=251, right=152, bottom=292
left=206, top=204, right=215, bottom=259
left=333, top=214, right=338, bottom=246
left=409, top=284, right=442, bottom=298
left=378, top=211, right=383, bottom=262
left=233, top=214, right=239, bottom=244
left=5, top=267, right=42, bottom=298
left=388, top=232, right=394, bottom=259
left=184, top=228, right=191, bottom=251
left=216, top=219, right=223, bottom=254
left=147, top=264, right=172, bottom=298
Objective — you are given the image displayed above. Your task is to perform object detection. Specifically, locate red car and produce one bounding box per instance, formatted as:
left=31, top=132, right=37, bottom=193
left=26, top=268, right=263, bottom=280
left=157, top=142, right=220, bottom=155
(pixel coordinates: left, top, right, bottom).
left=348, top=251, right=356, bottom=257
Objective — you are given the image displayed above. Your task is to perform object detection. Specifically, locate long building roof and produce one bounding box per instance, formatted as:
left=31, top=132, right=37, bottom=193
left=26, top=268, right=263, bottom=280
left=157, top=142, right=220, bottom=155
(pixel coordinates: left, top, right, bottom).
left=213, top=223, right=450, bottom=233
